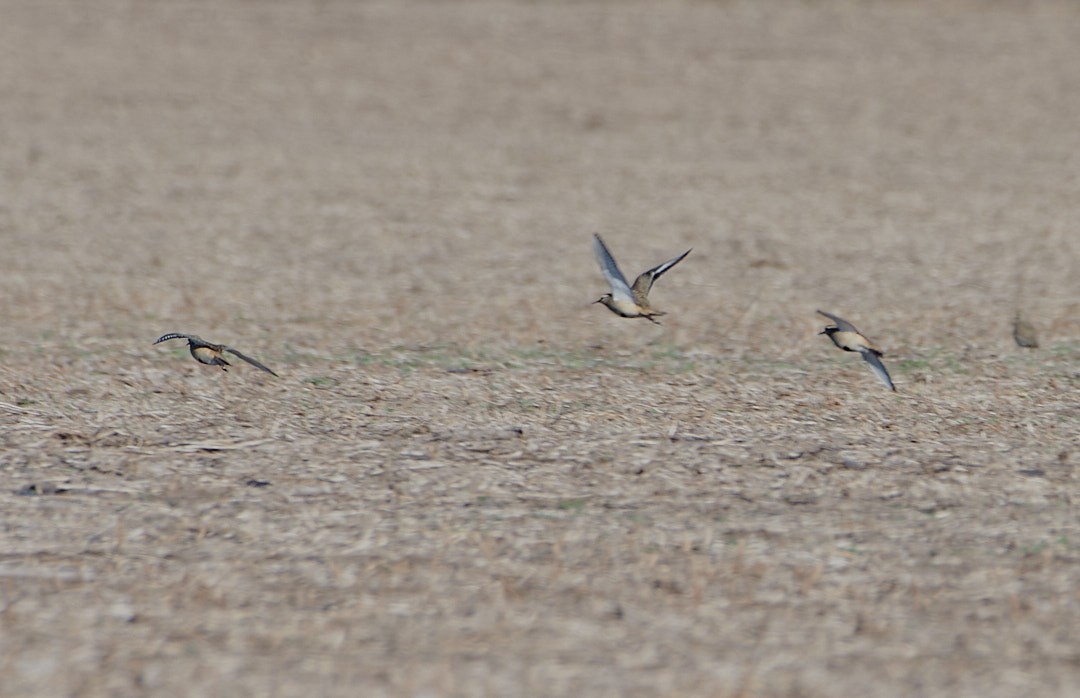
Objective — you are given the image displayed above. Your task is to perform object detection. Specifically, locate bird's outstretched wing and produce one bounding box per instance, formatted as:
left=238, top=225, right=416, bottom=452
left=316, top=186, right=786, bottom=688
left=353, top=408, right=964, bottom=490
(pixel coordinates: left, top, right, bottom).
left=592, top=234, right=634, bottom=303
left=631, top=248, right=691, bottom=305
left=860, top=350, right=896, bottom=392
left=154, top=332, right=198, bottom=345
left=224, top=347, right=279, bottom=377
left=816, top=310, right=859, bottom=333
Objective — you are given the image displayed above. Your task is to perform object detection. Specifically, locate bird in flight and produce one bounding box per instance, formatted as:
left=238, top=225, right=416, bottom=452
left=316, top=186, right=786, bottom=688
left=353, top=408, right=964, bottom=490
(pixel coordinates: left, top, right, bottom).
left=592, top=233, right=691, bottom=324
left=153, top=333, right=279, bottom=377
left=816, top=310, right=895, bottom=391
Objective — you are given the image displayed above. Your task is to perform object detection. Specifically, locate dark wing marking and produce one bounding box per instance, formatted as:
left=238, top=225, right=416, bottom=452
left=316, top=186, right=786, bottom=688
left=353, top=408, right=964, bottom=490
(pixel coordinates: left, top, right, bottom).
left=860, top=350, right=896, bottom=391
left=631, top=248, right=691, bottom=304
left=225, top=347, right=279, bottom=377
left=816, top=310, right=859, bottom=334
left=154, top=332, right=197, bottom=345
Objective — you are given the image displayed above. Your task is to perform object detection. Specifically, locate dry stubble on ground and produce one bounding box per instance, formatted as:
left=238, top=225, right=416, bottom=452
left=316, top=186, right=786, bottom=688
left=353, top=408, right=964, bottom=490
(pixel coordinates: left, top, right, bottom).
left=1, top=1, right=1079, bottom=696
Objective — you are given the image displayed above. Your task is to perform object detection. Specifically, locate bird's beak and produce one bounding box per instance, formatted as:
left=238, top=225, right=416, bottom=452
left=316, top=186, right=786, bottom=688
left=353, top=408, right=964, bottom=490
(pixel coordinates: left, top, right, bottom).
left=592, top=298, right=603, bottom=304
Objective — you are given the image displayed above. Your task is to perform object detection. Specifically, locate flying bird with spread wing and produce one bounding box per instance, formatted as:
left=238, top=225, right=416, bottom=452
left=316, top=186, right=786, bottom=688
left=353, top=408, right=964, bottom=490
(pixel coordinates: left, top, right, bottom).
left=153, top=333, right=279, bottom=377
left=816, top=310, right=895, bottom=392
left=592, top=233, right=691, bottom=324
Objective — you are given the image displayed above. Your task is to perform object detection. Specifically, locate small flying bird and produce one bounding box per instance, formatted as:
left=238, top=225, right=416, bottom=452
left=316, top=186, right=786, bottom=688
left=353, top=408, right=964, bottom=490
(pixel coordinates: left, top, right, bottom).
left=816, top=310, right=895, bottom=392
left=153, top=333, right=279, bottom=377
left=592, top=233, right=691, bottom=324
left=1012, top=312, right=1039, bottom=348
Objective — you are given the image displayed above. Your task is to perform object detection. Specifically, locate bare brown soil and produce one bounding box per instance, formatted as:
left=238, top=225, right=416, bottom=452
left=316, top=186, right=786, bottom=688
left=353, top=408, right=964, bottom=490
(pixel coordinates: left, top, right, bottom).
left=1, top=2, right=1078, bottom=696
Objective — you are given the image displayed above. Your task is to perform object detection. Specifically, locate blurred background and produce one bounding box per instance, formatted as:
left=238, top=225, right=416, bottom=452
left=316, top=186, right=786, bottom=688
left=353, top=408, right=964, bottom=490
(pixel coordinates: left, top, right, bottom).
left=2, top=1, right=1077, bottom=364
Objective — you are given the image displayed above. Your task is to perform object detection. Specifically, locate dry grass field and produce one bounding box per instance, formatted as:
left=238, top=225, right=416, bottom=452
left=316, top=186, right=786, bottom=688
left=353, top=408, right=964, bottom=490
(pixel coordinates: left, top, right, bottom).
left=1, top=1, right=1079, bottom=696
